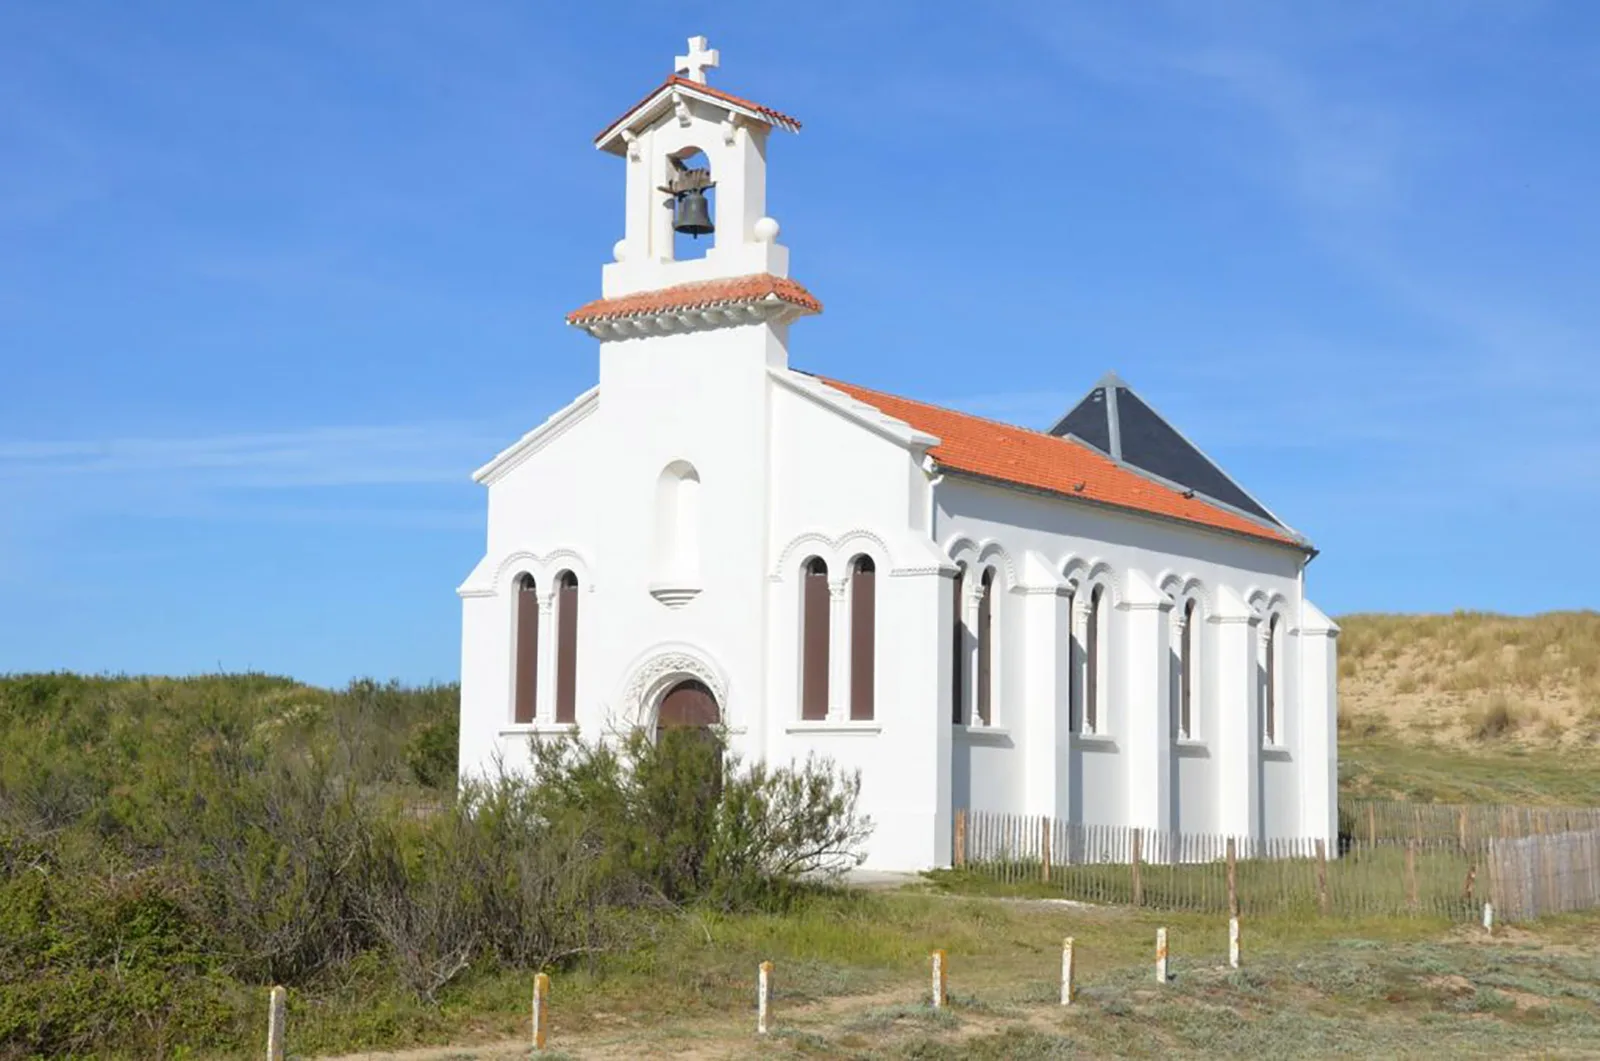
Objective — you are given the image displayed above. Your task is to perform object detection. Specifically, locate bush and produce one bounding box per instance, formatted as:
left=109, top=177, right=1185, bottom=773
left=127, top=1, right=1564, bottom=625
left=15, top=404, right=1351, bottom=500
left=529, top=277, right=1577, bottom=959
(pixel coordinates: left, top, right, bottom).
left=0, top=674, right=872, bottom=1055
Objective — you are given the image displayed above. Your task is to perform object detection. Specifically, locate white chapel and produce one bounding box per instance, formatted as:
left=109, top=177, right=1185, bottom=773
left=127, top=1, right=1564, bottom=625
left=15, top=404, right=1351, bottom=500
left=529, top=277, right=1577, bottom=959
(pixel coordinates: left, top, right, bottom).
left=456, top=38, right=1340, bottom=870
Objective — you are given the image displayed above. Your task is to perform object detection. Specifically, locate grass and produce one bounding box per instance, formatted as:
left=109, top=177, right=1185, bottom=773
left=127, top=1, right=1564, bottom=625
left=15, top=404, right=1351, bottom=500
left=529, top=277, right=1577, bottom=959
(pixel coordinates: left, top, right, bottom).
left=284, top=890, right=1600, bottom=1059
left=1339, top=732, right=1600, bottom=805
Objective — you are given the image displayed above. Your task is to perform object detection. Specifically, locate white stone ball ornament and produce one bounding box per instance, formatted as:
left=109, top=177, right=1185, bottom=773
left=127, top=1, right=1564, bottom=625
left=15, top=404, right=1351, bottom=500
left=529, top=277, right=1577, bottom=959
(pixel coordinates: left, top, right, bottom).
left=612, top=238, right=629, bottom=263
left=754, top=216, right=780, bottom=243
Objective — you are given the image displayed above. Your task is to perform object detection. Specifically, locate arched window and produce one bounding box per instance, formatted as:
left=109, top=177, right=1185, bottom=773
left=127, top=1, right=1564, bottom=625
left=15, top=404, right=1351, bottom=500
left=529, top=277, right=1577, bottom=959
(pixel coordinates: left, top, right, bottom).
left=976, top=567, right=996, bottom=726
left=800, top=557, right=830, bottom=720
left=1064, top=587, right=1078, bottom=732
left=1178, top=597, right=1197, bottom=740
left=1085, top=584, right=1106, bottom=735
left=513, top=573, right=539, bottom=724
left=951, top=563, right=967, bottom=724
left=554, top=571, right=579, bottom=724
left=849, top=555, right=876, bottom=721
left=1264, top=613, right=1281, bottom=745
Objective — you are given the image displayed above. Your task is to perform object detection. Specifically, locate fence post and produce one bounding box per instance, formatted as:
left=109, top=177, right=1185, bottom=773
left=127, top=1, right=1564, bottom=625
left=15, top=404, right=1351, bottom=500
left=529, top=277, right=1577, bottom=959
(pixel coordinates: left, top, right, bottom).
left=1405, top=841, right=1419, bottom=912
left=930, top=950, right=947, bottom=1009
left=1483, top=902, right=1494, bottom=934
left=1155, top=927, right=1168, bottom=983
left=1458, top=808, right=1469, bottom=854
left=757, top=961, right=773, bottom=1035
left=1463, top=864, right=1477, bottom=905
left=1315, top=839, right=1330, bottom=916
left=954, top=809, right=967, bottom=868
left=1060, top=937, right=1075, bottom=1005
left=1226, top=838, right=1238, bottom=918
left=1367, top=804, right=1377, bottom=846
left=1041, top=817, right=1052, bottom=883
left=1132, top=829, right=1144, bottom=907
left=532, top=972, right=550, bottom=1051
left=1229, top=916, right=1241, bottom=969
left=266, top=986, right=286, bottom=1061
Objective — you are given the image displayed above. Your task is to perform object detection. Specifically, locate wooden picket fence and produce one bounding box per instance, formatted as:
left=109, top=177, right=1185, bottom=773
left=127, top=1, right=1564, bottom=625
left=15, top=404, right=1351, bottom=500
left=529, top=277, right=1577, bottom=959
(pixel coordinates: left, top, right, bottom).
left=1341, top=798, right=1600, bottom=850
left=949, top=807, right=1597, bottom=922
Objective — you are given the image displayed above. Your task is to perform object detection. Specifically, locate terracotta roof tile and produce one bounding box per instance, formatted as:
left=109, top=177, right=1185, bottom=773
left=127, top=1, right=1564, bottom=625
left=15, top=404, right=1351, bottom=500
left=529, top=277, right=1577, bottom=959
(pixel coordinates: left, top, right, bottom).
left=819, top=377, right=1303, bottom=549
left=596, top=76, right=801, bottom=146
left=567, top=274, right=821, bottom=325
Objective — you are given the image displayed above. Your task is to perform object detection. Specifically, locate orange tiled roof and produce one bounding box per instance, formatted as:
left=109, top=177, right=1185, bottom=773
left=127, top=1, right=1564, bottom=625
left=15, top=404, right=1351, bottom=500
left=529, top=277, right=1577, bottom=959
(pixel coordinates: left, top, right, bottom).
left=596, top=76, right=802, bottom=145
left=820, top=377, right=1303, bottom=549
left=568, top=274, right=821, bottom=326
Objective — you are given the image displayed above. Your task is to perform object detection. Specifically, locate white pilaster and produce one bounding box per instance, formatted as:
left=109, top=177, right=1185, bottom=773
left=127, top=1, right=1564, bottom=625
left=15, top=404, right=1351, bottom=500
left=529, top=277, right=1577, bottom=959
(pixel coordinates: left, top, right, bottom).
left=827, top=576, right=851, bottom=721
left=1297, top=600, right=1340, bottom=847
left=535, top=592, right=557, bottom=724
left=1119, top=570, right=1173, bottom=836
left=1212, top=586, right=1262, bottom=848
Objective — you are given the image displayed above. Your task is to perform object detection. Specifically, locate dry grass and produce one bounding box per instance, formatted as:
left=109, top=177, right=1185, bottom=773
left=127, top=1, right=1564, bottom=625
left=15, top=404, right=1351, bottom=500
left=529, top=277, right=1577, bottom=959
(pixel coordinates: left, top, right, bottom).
left=1339, top=612, right=1600, bottom=750
left=302, top=892, right=1600, bottom=1060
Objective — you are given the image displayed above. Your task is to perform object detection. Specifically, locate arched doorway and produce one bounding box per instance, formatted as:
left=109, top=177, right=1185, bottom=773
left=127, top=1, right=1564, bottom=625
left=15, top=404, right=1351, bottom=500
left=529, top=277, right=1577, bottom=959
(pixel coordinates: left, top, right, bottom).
left=657, top=678, right=720, bottom=729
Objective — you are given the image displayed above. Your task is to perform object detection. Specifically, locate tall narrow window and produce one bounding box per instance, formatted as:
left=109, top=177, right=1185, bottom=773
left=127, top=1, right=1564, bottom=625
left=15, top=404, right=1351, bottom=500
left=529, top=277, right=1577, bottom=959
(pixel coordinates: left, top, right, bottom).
left=1085, top=584, right=1104, bottom=734
left=1065, top=590, right=1078, bottom=732
left=1178, top=598, right=1196, bottom=739
left=976, top=567, right=996, bottom=725
left=951, top=564, right=966, bottom=724
left=554, top=571, right=579, bottom=724
left=800, top=557, right=830, bottom=720
left=513, top=573, right=539, bottom=724
left=849, top=555, right=876, bottom=721
left=1264, top=613, right=1280, bottom=745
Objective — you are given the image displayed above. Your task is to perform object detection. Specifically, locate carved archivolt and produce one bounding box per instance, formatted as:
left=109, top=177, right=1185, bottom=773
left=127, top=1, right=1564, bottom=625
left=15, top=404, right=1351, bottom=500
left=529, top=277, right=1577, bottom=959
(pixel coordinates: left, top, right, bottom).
left=491, top=548, right=594, bottom=594
left=770, top=528, right=892, bottom=580
left=618, top=646, right=728, bottom=728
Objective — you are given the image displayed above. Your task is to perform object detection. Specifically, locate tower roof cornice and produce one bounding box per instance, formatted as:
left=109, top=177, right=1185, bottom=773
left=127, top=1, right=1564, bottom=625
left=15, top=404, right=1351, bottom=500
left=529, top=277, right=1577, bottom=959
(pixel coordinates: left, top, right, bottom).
left=594, top=75, right=802, bottom=154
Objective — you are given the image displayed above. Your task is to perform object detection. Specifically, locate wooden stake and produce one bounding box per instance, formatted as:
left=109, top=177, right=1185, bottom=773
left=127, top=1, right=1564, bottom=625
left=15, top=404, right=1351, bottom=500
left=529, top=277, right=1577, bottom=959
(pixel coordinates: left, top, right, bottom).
left=930, top=950, right=948, bottom=1009
left=1226, top=837, right=1238, bottom=919
left=1131, top=829, right=1144, bottom=907
left=1482, top=902, right=1494, bottom=934
left=266, top=986, right=286, bottom=1061
left=1367, top=804, right=1377, bottom=846
left=757, top=961, right=773, bottom=1035
left=532, top=972, right=550, bottom=1051
left=1405, top=841, right=1419, bottom=911
left=954, top=809, right=967, bottom=868
left=1041, top=817, right=1052, bottom=883
left=1315, top=838, right=1329, bottom=916
left=1155, top=927, right=1168, bottom=983
left=1229, top=916, right=1241, bottom=969
left=1060, top=937, right=1076, bottom=1005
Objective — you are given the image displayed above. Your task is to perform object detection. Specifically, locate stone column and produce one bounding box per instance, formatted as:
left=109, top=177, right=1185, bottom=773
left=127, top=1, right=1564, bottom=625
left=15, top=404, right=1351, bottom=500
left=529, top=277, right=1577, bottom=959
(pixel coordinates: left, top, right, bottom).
left=1297, top=601, right=1340, bottom=847
left=535, top=592, right=557, bottom=725
left=1119, top=571, right=1173, bottom=838
left=1211, top=586, right=1261, bottom=851
left=827, top=577, right=851, bottom=721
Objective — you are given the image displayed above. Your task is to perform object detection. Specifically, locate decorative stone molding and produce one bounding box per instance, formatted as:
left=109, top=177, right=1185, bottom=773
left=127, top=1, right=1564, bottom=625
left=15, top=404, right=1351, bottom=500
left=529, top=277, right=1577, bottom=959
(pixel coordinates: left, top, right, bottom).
left=770, top=527, right=893, bottom=580
left=617, top=646, right=729, bottom=729
left=473, top=388, right=599, bottom=485
left=648, top=584, right=702, bottom=609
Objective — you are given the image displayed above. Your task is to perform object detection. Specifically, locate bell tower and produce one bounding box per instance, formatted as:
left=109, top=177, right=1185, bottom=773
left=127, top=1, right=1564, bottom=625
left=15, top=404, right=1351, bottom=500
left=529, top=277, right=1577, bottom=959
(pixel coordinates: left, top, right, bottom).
left=569, top=35, right=817, bottom=327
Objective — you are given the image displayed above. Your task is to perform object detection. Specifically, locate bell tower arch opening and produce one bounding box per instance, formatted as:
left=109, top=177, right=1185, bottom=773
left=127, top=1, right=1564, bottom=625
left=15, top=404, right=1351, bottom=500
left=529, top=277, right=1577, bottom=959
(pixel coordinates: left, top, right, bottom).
left=663, top=147, right=716, bottom=262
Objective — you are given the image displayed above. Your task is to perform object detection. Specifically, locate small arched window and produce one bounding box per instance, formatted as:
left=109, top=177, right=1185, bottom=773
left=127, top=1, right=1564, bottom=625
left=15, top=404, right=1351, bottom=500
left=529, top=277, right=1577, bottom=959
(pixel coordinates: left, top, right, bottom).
left=1264, top=613, right=1281, bottom=745
left=1086, top=584, right=1106, bottom=735
left=976, top=568, right=998, bottom=725
left=554, top=571, right=579, bottom=724
left=849, top=555, right=876, bottom=721
left=1178, top=597, right=1197, bottom=740
left=800, top=557, right=830, bottom=720
left=951, top=563, right=967, bottom=724
left=513, top=573, right=539, bottom=724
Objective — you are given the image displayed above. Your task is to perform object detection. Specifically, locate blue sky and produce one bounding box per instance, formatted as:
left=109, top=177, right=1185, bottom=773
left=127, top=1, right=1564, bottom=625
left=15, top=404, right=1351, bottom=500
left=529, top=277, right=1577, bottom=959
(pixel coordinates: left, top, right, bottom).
left=2, top=2, right=1597, bottom=686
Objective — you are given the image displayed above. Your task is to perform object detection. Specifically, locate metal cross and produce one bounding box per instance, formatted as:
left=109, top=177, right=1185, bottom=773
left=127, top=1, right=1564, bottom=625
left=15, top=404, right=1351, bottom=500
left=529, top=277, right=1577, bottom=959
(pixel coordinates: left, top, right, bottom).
left=675, top=35, right=719, bottom=84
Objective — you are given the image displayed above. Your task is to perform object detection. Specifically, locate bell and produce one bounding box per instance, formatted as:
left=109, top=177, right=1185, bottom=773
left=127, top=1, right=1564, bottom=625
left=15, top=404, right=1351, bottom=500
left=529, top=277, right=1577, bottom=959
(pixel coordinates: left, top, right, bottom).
left=673, top=189, right=714, bottom=238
